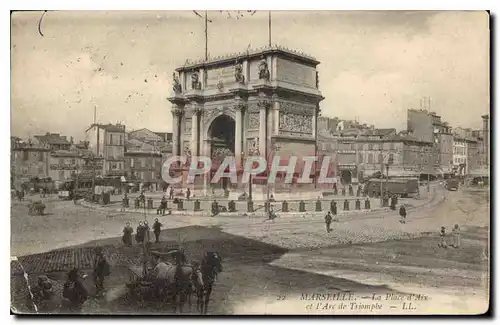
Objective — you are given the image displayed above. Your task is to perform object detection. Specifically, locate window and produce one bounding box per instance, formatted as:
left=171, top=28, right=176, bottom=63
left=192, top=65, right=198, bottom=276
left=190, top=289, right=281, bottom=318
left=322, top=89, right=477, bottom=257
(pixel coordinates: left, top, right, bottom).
left=59, top=170, right=65, bottom=180
left=23, top=151, right=29, bottom=161
left=39, top=152, right=44, bottom=162
left=368, top=153, right=373, bottom=164
left=388, top=154, right=394, bottom=165
left=110, top=134, right=113, bottom=145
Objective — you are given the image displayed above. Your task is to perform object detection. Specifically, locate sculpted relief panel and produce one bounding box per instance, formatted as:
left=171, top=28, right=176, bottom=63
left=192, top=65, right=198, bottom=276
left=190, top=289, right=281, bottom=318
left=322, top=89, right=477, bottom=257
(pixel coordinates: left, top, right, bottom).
left=184, top=118, right=192, bottom=134
left=247, top=113, right=259, bottom=130
left=279, top=102, right=313, bottom=135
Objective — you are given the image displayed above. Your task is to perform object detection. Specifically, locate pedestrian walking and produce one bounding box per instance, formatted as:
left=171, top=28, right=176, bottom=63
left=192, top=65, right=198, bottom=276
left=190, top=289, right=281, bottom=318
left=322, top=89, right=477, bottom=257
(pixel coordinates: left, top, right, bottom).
left=399, top=205, right=407, bottom=224
left=186, top=188, right=191, bottom=200
left=153, top=218, right=163, bottom=243
left=452, top=224, right=461, bottom=248
left=136, top=221, right=144, bottom=244
left=169, top=187, right=174, bottom=200
left=122, top=222, right=133, bottom=246
left=92, top=247, right=111, bottom=295
left=324, top=211, right=333, bottom=233
left=143, top=221, right=151, bottom=242
left=438, top=226, right=447, bottom=248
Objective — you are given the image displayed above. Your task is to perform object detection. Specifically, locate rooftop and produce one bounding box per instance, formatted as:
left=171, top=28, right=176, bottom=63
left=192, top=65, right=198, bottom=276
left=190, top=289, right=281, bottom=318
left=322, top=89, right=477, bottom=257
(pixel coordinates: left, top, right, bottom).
left=176, top=45, right=319, bottom=71
left=34, top=133, right=70, bottom=145
left=87, top=123, right=126, bottom=133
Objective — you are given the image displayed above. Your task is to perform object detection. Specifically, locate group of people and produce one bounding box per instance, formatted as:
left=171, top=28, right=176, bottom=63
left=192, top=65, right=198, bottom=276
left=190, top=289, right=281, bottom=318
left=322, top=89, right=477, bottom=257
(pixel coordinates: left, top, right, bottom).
left=439, top=224, right=461, bottom=248
left=122, top=219, right=163, bottom=246
left=27, top=247, right=111, bottom=313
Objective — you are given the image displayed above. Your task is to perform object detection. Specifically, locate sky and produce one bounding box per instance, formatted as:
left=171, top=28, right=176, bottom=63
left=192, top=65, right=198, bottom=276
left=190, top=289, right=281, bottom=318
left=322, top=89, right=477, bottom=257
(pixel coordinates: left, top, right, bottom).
left=10, top=10, right=490, bottom=140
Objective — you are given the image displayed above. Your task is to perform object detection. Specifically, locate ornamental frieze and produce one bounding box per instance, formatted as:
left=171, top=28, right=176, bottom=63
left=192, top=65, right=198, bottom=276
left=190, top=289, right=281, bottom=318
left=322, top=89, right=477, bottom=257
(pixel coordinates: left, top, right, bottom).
left=279, top=102, right=314, bottom=116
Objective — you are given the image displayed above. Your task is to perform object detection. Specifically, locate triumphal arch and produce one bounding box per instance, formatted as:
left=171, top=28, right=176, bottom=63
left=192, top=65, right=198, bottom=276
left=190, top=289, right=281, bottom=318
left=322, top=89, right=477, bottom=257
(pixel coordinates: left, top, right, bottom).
left=167, top=45, right=324, bottom=190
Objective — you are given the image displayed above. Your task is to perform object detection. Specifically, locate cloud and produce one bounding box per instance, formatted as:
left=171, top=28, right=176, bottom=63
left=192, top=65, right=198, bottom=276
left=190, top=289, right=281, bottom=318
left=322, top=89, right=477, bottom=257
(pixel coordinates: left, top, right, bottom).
left=10, top=11, right=489, bottom=139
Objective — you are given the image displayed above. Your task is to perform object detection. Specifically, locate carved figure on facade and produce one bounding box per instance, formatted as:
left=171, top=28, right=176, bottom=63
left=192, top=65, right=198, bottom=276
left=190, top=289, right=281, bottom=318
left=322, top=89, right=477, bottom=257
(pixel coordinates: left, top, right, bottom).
left=258, top=59, right=270, bottom=81
left=191, top=71, right=202, bottom=90
left=184, top=120, right=192, bottom=134
left=172, top=72, right=182, bottom=94
left=217, top=79, right=224, bottom=92
left=234, top=60, right=245, bottom=84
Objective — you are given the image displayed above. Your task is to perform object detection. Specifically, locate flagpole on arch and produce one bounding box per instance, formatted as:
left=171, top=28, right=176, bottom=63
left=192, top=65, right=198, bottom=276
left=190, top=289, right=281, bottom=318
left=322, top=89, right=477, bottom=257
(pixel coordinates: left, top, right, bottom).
left=268, top=11, right=272, bottom=47
left=205, top=10, right=208, bottom=60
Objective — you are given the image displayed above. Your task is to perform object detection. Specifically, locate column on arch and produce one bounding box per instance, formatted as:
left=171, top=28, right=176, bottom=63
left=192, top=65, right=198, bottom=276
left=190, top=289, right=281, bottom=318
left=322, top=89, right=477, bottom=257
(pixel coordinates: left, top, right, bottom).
left=234, top=103, right=244, bottom=169
left=191, top=104, right=200, bottom=157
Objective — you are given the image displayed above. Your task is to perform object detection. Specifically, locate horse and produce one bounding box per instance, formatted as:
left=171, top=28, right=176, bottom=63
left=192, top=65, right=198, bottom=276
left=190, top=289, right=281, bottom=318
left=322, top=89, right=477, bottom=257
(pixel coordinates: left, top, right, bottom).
left=194, top=252, right=223, bottom=314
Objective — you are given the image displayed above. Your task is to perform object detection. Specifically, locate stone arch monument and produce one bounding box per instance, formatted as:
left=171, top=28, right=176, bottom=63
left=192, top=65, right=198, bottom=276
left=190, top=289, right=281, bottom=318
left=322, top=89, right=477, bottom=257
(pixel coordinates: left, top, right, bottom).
left=168, top=46, right=324, bottom=189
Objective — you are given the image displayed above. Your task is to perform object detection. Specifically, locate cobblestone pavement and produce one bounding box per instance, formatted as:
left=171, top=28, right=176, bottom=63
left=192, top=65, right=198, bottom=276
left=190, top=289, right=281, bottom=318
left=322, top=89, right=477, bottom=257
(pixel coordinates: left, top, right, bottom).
left=10, top=185, right=436, bottom=257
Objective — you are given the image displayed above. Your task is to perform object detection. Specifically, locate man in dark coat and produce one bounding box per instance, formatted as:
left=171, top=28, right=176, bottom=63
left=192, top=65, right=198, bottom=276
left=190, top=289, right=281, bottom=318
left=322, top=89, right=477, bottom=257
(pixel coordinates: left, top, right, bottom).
left=324, top=211, right=333, bottom=233
left=186, top=188, right=191, bottom=200
left=399, top=205, right=407, bottom=224
left=153, top=218, right=163, bottom=243
left=62, top=268, right=88, bottom=313
left=122, top=222, right=133, bottom=246
left=169, top=187, right=174, bottom=200
left=136, top=221, right=144, bottom=244
left=93, top=247, right=110, bottom=295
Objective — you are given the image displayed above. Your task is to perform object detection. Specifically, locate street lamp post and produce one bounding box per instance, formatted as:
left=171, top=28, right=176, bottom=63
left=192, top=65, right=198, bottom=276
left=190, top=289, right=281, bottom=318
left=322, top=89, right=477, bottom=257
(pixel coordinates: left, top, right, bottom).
left=266, top=141, right=281, bottom=206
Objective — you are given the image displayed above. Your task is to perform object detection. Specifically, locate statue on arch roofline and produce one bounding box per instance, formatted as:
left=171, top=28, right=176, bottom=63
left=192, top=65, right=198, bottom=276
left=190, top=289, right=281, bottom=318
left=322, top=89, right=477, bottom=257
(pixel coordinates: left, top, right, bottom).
left=172, top=72, right=182, bottom=94
left=234, top=60, right=245, bottom=84
left=191, top=71, right=202, bottom=90
left=258, top=59, right=270, bottom=81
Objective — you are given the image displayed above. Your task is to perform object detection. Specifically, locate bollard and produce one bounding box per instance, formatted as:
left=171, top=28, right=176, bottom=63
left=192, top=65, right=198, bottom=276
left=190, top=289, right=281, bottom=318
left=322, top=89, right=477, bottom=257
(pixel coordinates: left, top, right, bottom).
left=147, top=198, right=153, bottom=210
left=177, top=199, right=184, bottom=211
left=228, top=200, right=236, bottom=212
left=342, top=188, right=346, bottom=196
left=365, top=198, right=371, bottom=210
left=194, top=199, right=201, bottom=211
left=299, top=200, right=306, bottom=212
left=264, top=201, right=270, bottom=213
left=282, top=201, right=288, bottom=213
left=355, top=199, right=361, bottom=210
left=315, top=199, right=322, bottom=212
left=330, top=201, right=337, bottom=215
left=344, top=199, right=349, bottom=211
left=247, top=200, right=254, bottom=213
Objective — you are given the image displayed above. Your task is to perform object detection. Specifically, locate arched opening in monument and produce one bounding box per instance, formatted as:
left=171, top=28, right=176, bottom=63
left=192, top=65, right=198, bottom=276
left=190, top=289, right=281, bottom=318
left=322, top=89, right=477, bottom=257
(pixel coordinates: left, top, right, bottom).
left=208, top=114, right=236, bottom=190
left=340, top=170, right=352, bottom=185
